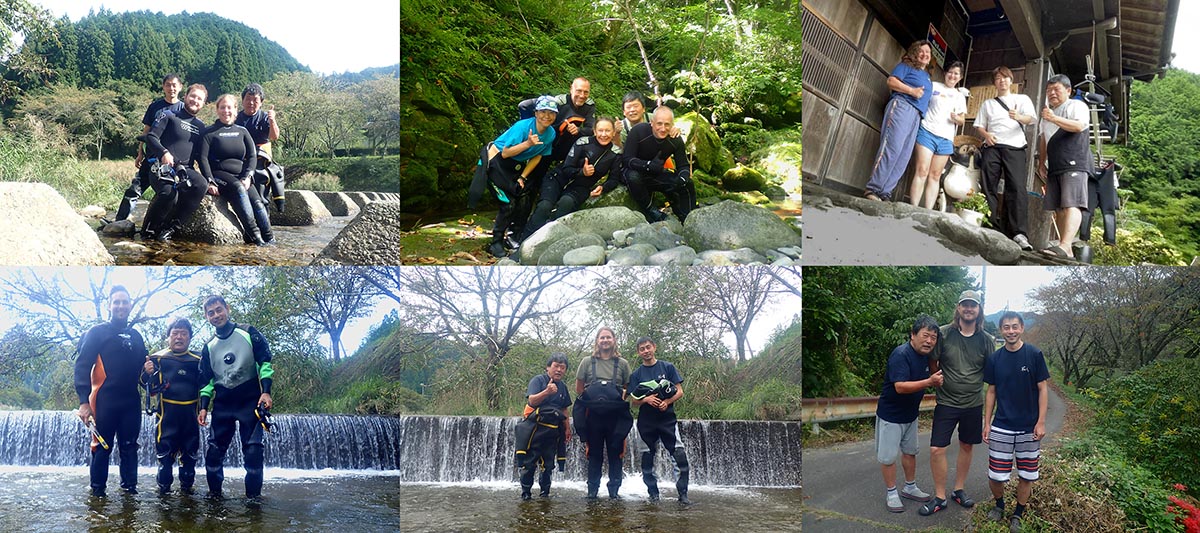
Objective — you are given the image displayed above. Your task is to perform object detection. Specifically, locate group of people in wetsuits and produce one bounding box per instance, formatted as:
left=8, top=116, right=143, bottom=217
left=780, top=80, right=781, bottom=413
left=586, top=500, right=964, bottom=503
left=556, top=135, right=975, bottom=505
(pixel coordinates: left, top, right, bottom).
left=514, top=328, right=691, bottom=504
left=470, top=77, right=697, bottom=259
left=75, top=286, right=276, bottom=500
left=117, top=74, right=285, bottom=246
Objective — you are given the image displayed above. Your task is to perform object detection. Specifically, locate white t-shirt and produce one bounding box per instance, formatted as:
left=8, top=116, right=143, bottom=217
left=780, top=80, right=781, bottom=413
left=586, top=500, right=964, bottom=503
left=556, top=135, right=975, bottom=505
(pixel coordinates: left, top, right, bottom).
left=976, top=93, right=1036, bottom=148
left=920, top=82, right=968, bottom=140
left=1041, top=98, right=1090, bottom=142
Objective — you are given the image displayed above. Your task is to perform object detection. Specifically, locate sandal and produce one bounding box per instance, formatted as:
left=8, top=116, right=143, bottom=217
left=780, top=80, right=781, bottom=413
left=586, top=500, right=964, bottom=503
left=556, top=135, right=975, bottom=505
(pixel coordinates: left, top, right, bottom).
left=918, top=498, right=949, bottom=516
left=1040, top=246, right=1073, bottom=260
left=864, top=192, right=882, bottom=202
left=951, top=489, right=975, bottom=508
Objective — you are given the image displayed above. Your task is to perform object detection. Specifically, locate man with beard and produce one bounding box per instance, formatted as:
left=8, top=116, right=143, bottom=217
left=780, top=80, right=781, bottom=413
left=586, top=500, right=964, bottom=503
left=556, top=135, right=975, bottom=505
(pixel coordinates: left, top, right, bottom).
left=515, top=353, right=572, bottom=500
left=984, top=312, right=1049, bottom=532
left=876, top=315, right=942, bottom=513
left=628, top=336, right=689, bottom=504
left=74, top=285, right=148, bottom=497
left=573, top=327, right=633, bottom=499
left=921, top=290, right=994, bottom=516
left=142, top=83, right=209, bottom=241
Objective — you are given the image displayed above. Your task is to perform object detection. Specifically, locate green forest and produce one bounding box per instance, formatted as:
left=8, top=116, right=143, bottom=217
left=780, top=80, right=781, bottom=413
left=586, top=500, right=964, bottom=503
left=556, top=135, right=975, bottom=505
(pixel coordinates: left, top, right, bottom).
left=0, top=2, right=400, bottom=211
left=803, top=266, right=1200, bottom=532
left=400, top=0, right=801, bottom=217
left=394, top=266, right=802, bottom=421
left=0, top=267, right=407, bottom=415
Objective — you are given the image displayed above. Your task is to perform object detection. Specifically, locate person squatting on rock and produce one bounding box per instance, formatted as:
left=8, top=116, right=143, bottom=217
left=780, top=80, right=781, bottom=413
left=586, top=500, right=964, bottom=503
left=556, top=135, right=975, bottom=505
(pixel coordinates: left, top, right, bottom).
left=975, top=66, right=1036, bottom=251
left=521, top=117, right=620, bottom=240
left=198, top=93, right=274, bottom=246
left=863, top=40, right=933, bottom=202
left=468, top=96, right=557, bottom=258
left=141, top=317, right=203, bottom=495
left=572, top=327, right=634, bottom=499
left=196, top=295, right=274, bottom=499
left=628, top=336, right=690, bottom=504
left=622, top=106, right=696, bottom=223
left=235, top=83, right=287, bottom=214
left=875, top=314, right=941, bottom=513
left=1037, top=74, right=1091, bottom=260
left=142, top=83, right=210, bottom=242
left=983, top=312, right=1049, bottom=533
left=514, top=353, right=572, bottom=500
left=118, top=74, right=184, bottom=222
left=74, top=285, right=149, bottom=498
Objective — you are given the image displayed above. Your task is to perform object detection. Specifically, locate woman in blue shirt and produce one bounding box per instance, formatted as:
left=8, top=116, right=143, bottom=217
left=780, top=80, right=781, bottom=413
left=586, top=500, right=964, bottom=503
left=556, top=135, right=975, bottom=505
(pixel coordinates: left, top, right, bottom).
left=864, top=40, right=935, bottom=202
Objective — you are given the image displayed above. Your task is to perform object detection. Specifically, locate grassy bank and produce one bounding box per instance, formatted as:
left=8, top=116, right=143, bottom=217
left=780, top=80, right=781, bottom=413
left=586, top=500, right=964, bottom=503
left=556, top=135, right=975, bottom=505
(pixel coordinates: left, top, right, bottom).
left=0, top=133, right=128, bottom=209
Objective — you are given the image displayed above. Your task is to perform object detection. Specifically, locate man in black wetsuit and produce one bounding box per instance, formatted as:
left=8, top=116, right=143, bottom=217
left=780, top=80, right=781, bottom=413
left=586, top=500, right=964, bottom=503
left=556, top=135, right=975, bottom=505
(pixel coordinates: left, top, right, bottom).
left=622, top=106, right=696, bottom=222
left=515, top=353, right=572, bottom=500
left=74, top=285, right=148, bottom=498
left=141, top=317, right=202, bottom=495
left=142, top=83, right=209, bottom=241
left=628, top=336, right=690, bottom=504
left=118, top=74, right=184, bottom=222
left=196, top=295, right=274, bottom=500
left=235, top=83, right=286, bottom=213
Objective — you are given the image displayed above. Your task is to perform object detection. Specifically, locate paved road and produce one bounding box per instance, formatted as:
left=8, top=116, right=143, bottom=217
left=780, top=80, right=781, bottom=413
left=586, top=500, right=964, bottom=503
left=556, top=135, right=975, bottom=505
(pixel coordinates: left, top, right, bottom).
left=801, top=387, right=1066, bottom=532
left=803, top=204, right=985, bottom=266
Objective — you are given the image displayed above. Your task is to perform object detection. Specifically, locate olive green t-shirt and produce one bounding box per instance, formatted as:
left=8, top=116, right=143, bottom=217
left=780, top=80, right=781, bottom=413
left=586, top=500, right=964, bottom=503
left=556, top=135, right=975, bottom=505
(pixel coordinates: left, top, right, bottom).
left=931, top=324, right=994, bottom=408
left=576, top=355, right=632, bottom=390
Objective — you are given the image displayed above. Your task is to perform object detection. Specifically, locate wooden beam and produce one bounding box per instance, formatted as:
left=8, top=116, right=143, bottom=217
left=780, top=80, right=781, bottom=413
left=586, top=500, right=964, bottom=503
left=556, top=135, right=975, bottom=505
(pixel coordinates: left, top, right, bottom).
left=997, top=0, right=1044, bottom=58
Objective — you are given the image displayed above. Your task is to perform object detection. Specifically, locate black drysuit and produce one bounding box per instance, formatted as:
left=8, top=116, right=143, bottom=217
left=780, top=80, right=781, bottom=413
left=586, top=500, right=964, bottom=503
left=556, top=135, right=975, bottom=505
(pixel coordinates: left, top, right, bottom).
left=74, top=321, right=148, bottom=495
left=142, top=349, right=202, bottom=492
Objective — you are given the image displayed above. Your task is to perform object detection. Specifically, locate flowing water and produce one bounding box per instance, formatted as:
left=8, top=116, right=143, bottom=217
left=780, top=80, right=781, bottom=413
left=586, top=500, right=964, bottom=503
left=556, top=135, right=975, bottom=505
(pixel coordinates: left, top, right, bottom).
left=97, top=216, right=351, bottom=266
left=0, top=411, right=400, bottom=532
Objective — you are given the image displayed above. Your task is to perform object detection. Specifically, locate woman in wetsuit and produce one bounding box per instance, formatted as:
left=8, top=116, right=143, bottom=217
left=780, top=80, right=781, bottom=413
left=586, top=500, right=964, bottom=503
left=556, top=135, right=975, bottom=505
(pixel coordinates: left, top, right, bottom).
left=521, top=117, right=619, bottom=240
left=198, top=94, right=274, bottom=246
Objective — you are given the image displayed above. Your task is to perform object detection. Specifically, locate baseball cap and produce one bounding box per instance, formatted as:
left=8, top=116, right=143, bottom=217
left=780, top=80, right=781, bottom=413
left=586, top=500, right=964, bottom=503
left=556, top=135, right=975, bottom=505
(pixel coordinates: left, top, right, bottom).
left=534, top=96, right=558, bottom=113
left=958, top=290, right=982, bottom=305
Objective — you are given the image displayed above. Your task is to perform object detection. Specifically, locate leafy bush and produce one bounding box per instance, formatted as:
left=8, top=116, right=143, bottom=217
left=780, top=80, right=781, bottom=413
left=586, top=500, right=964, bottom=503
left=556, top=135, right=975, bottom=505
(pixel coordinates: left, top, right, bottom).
left=0, top=386, right=42, bottom=409
left=718, top=378, right=801, bottom=420
left=1056, top=436, right=1183, bottom=532
left=289, top=172, right=341, bottom=192
left=1090, top=206, right=1188, bottom=265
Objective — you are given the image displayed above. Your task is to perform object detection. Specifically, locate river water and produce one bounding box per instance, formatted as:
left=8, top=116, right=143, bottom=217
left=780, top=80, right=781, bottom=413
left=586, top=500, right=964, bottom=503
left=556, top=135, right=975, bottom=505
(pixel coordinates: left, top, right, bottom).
left=98, top=216, right=351, bottom=266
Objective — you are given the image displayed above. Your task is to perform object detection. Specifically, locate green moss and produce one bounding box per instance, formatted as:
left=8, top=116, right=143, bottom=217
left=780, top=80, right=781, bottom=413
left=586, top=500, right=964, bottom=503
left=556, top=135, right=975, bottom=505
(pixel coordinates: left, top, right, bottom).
left=676, top=111, right=734, bottom=176
left=722, top=164, right=767, bottom=192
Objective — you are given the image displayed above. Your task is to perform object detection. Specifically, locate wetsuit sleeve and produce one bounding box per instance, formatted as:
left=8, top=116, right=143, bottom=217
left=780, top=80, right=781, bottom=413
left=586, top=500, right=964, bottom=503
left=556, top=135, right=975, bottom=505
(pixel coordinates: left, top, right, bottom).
left=197, top=130, right=213, bottom=180
left=578, top=107, right=596, bottom=138
left=622, top=125, right=655, bottom=173
left=145, top=114, right=172, bottom=157
left=73, top=327, right=101, bottom=405
left=248, top=326, right=274, bottom=394
left=672, top=138, right=692, bottom=180
left=237, top=130, right=257, bottom=181
left=198, top=344, right=215, bottom=410
left=559, top=140, right=585, bottom=180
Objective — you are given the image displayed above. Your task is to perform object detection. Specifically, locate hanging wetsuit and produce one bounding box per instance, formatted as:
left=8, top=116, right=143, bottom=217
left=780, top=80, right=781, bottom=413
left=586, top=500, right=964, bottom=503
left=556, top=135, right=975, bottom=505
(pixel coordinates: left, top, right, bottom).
left=142, top=347, right=202, bottom=493
left=572, top=355, right=633, bottom=499
left=118, top=98, right=184, bottom=221
left=514, top=373, right=572, bottom=499
left=198, top=321, right=274, bottom=498
left=73, top=320, right=148, bottom=496
left=522, top=136, right=618, bottom=240
left=622, top=122, right=696, bottom=222
left=236, top=110, right=286, bottom=213
left=198, top=122, right=272, bottom=245
left=143, top=109, right=208, bottom=240
left=628, top=360, right=689, bottom=502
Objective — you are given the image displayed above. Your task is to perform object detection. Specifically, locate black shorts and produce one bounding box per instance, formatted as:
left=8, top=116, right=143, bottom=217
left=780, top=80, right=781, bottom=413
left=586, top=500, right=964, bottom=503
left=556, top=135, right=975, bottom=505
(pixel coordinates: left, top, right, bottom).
left=930, top=404, right=983, bottom=447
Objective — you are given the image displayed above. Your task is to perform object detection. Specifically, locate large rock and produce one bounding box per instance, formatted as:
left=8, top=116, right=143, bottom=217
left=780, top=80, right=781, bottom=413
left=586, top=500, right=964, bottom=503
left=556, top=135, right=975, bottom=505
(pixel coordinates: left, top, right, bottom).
left=175, top=196, right=247, bottom=245
left=311, top=191, right=361, bottom=217
left=0, top=183, right=114, bottom=265
left=629, top=223, right=685, bottom=251
left=562, top=245, right=606, bottom=266
left=269, top=190, right=333, bottom=226
left=697, top=248, right=768, bottom=265
left=584, top=185, right=641, bottom=211
left=313, top=202, right=402, bottom=265
left=722, top=165, right=767, bottom=192
left=556, top=206, right=646, bottom=241
left=607, top=246, right=650, bottom=266
left=536, top=233, right=606, bottom=266
left=401, top=80, right=479, bottom=213
left=682, top=200, right=802, bottom=253
left=676, top=111, right=734, bottom=176
left=518, top=221, right=577, bottom=265
left=345, top=192, right=374, bottom=208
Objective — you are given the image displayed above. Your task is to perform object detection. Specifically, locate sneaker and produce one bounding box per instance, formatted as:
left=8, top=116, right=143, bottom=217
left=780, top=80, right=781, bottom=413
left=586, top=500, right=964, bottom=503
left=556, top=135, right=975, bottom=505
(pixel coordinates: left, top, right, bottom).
left=1010, top=515, right=1022, bottom=532
left=900, top=484, right=932, bottom=502
left=1013, top=234, right=1033, bottom=251
left=918, top=498, right=948, bottom=516
left=503, top=235, right=520, bottom=250
left=987, top=506, right=1005, bottom=522
left=886, top=491, right=904, bottom=513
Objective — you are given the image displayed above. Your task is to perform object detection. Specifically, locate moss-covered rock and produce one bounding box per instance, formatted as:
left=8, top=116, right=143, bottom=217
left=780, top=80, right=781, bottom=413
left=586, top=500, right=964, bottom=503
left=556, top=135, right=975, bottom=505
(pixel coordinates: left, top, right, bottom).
left=719, top=191, right=770, bottom=205
left=722, top=164, right=767, bottom=192
left=585, top=185, right=641, bottom=211
left=676, top=111, right=734, bottom=176
left=400, top=80, right=483, bottom=214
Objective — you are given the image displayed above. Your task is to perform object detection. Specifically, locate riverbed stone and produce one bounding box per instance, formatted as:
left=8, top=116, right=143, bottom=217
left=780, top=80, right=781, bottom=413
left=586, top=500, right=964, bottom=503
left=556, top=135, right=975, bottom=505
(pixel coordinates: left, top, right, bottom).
left=652, top=218, right=684, bottom=236
left=556, top=206, right=646, bottom=242
left=270, top=190, right=333, bottom=226
left=584, top=185, right=641, bottom=211
left=647, top=245, right=697, bottom=266
left=682, top=200, right=802, bottom=253
left=629, top=224, right=684, bottom=251
left=0, top=183, right=114, bottom=265
left=518, top=221, right=577, bottom=265
left=311, top=191, right=361, bottom=217
left=79, top=205, right=106, bottom=218
left=697, top=248, right=767, bottom=265
left=722, top=165, right=767, bottom=192
left=607, top=246, right=649, bottom=266
left=562, top=245, right=606, bottom=266
left=536, top=233, right=606, bottom=266
left=313, top=202, right=402, bottom=265
left=101, top=219, right=137, bottom=236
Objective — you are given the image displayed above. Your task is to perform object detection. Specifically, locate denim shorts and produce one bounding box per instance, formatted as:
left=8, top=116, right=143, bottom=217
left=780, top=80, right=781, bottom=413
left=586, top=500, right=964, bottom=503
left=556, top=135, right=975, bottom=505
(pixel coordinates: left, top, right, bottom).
left=916, top=126, right=955, bottom=156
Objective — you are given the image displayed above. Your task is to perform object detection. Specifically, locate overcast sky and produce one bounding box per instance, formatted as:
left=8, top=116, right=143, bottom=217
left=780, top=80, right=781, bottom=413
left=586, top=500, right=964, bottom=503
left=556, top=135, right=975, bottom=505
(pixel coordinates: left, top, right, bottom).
left=966, top=266, right=1060, bottom=314
left=1170, top=1, right=1199, bottom=74
left=32, top=0, right=400, bottom=75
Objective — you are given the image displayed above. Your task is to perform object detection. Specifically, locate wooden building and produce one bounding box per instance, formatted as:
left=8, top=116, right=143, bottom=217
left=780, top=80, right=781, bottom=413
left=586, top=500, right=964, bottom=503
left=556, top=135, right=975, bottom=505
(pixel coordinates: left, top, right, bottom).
left=802, top=0, right=1179, bottom=246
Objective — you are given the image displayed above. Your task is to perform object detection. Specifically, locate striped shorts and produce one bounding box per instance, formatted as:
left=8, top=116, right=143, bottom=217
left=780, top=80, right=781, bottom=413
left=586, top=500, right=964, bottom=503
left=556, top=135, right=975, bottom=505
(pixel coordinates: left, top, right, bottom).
left=987, top=425, right=1040, bottom=482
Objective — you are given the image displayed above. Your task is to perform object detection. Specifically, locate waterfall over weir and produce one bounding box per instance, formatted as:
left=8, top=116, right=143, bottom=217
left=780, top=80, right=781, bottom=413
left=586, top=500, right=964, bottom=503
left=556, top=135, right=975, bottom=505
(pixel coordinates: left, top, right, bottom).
left=399, top=416, right=802, bottom=486
left=0, top=410, right=401, bottom=470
